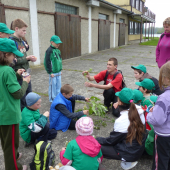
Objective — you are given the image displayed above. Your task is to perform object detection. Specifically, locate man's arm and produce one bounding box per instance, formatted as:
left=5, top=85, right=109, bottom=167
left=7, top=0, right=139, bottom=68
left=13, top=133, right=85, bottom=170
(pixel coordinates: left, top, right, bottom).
left=85, top=82, right=113, bottom=90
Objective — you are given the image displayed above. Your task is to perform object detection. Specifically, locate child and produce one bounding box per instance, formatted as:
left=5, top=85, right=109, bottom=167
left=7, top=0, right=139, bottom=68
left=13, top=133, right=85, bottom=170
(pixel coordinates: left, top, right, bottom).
left=10, top=19, right=36, bottom=111
left=60, top=117, right=103, bottom=170
left=44, top=35, right=63, bottom=102
left=97, top=88, right=146, bottom=170
left=135, top=78, right=155, bottom=130
left=19, top=92, right=57, bottom=146
left=0, top=38, right=30, bottom=170
left=131, top=64, right=162, bottom=95
left=0, top=22, right=15, bottom=38
left=147, top=61, right=170, bottom=169
left=50, top=84, right=89, bottom=132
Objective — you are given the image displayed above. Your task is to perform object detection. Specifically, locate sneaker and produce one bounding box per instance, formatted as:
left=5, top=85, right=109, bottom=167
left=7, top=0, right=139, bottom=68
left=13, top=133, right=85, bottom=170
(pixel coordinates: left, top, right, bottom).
left=22, top=165, right=27, bottom=170
left=17, top=153, right=22, bottom=161
left=121, top=161, right=138, bottom=170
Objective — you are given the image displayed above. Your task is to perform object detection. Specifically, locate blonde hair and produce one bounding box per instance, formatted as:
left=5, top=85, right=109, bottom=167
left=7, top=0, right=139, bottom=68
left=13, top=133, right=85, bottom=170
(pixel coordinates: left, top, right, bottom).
left=163, top=17, right=170, bottom=26
left=12, top=19, right=28, bottom=29
left=159, top=61, right=170, bottom=89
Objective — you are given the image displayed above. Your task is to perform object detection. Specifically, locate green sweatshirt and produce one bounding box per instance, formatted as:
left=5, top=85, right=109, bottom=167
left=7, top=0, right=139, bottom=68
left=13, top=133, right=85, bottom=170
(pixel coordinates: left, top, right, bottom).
left=44, top=45, right=62, bottom=74
left=10, top=34, right=29, bottom=71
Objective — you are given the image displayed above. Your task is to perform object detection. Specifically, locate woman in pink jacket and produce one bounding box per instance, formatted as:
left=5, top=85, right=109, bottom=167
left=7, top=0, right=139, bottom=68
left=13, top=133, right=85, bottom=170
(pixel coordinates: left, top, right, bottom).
left=156, top=17, right=170, bottom=68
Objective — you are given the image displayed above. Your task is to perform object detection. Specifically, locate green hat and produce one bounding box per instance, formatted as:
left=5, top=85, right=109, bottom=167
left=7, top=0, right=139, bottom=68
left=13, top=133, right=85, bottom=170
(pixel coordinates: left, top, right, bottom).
left=0, top=23, right=15, bottom=34
left=0, top=38, right=23, bottom=57
left=150, top=95, right=158, bottom=103
left=115, top=88, right=134, bottom=104
left=50, top=35, right=62, bottom=44
left=133, top=89, right=143, bottom=103
left=131, top=64, right=146, bottom=73
left=135, top=78, right=155, bottom=90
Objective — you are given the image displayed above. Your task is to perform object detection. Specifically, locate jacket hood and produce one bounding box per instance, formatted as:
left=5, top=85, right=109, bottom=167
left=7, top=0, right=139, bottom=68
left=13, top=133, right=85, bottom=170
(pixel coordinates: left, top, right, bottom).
left=139, top=73, right=152, bottom=81
left=76, top=135, right=101, bottom=157
left=164, top=86, right=170, bottom=91
left=164, top=32, right=170, bottom=37
left=10, top=34, right=22, bottom=42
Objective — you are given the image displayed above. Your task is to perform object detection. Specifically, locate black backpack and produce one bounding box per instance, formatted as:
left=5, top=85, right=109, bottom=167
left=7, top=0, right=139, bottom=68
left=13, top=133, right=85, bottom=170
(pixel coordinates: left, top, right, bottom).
left=160, top=33, right=164, bottom=39
left=30, top=141, right=55, bottom=170
left=104, top=70, right=126, bottom=89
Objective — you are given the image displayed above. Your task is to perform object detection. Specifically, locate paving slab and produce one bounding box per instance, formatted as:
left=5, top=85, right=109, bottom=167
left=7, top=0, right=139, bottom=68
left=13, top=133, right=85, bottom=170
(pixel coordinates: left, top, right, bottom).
left=0, top=44, right=159, bottom=170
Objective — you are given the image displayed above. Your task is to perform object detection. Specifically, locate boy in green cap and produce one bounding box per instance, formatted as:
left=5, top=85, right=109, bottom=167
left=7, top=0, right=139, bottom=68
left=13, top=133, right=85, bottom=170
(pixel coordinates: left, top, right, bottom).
left=0, top=22, right=15, bottom=38
left=135, top=78, right=155, bottom=130
left=44, top=35, right=62, bottom=102
left=0, top=38, right=30, bottom=170
left=131, top=64, right=162, bottom=95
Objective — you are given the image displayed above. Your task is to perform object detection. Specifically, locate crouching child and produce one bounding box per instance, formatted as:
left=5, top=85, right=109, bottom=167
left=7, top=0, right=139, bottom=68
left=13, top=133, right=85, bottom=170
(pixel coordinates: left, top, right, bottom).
left=60, top=117, right=103, bottom=170
left=19, top=92, right=57, bottom=146
left=50, top=84, right=89, bottom=132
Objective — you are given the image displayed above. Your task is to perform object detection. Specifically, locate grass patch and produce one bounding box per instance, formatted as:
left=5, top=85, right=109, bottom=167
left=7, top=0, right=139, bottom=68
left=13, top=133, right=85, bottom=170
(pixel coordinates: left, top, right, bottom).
left=140, top=37, right=159, bottom=46
left=33, top=91, right=48, bottom=97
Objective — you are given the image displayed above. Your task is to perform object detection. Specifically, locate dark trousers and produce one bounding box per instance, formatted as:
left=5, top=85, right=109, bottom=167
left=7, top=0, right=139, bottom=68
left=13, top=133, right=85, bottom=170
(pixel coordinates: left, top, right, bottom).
left=31, top=123, right=57, bottom=142
left=103, top=88, right=120, bottom=117
left=101, top=145, right=121, bottom=160
left=68, top=100, right=76, bottom=130
left=18, top=79, right=32, bottom=111
left=152, top=135, right=170, bottom=170
left=0, top=124, right=22, bottom=170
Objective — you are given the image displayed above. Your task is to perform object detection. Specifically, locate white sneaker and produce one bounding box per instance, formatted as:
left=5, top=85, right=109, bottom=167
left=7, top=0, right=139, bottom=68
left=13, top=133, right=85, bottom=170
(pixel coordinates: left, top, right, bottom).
left=121, top=161, right=138, bottom=170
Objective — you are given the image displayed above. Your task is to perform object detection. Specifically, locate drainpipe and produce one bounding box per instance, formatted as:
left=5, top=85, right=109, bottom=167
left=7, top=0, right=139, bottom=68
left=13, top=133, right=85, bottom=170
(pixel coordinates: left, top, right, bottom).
left=88, top=6, right=92, bottom=53
left=29, top=0, right=40, bottom=65
left=113, top=14, right=116, bottom=48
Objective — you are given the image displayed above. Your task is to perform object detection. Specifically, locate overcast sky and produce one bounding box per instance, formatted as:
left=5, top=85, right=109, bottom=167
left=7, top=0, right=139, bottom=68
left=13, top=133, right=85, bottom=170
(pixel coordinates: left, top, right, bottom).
left=145, top=0, right=170, bottom=27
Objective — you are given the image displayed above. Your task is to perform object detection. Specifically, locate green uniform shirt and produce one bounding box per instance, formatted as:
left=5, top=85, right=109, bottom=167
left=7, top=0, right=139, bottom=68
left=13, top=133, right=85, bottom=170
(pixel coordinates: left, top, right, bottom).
left=19, top=107, right=43, bottom=143
left=0, top=65, right=21, bottom=125
left=64, top=139, right=102, bottom=170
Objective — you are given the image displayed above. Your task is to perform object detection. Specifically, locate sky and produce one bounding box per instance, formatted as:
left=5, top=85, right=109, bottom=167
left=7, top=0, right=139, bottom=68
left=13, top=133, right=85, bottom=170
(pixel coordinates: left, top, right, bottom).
left=145, top=0, right=170, bottom=27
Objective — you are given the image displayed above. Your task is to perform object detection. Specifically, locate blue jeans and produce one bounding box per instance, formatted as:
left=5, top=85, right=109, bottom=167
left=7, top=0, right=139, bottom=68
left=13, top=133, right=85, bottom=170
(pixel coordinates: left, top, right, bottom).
left=49, top=72, right=61, bottom=102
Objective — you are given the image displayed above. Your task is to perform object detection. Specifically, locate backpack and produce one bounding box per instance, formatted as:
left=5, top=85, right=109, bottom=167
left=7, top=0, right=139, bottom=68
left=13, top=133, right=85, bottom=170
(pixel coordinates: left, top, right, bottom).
left=104, top=70, right=126, bottom=89
left=30, top=141, right=55, bottom=170
left=160, top=33, right=165, bottom=40
left=9, top=36, right=26, bottom=50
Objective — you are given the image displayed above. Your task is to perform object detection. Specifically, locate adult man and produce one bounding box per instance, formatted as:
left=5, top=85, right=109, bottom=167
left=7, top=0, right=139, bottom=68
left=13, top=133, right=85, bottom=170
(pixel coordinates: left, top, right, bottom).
left=83, top=58, right=123, bottom=117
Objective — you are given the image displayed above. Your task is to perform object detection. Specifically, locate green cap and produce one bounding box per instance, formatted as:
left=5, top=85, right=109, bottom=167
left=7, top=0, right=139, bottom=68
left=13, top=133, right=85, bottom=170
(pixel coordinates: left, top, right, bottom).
left=133, top=89, right=143, bottom=103
left=150, top=95, right=158, bottom=103
left=50, top=35, right=62, bottom=44
left=135, top=78, right=155, bottom=90
left=0, top=23, right=15, bottom=34
left=0, top=38, right=23, bottom=57
left=115, top=88, right=134, bottom=104
left=131, top=64, right=146, bottom=73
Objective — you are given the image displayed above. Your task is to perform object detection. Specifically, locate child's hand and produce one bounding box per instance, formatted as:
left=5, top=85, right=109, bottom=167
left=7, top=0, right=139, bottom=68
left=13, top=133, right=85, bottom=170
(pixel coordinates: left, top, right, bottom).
left=149, top=107, right=154, bottom=112
left=113, top=102, right=118, bottom=109
left=23, top=75, right=31, bottom=83
left=51, top=74, right=55, bottom=78
left=43, top=111, right=49, bottom=117
left=83, top=110, right=89, bottom=115
left=61, top=147, right=66, bottom=151
left=17, top=69, right=25, bottom=75
left=85, top=98, right=90, bottom=102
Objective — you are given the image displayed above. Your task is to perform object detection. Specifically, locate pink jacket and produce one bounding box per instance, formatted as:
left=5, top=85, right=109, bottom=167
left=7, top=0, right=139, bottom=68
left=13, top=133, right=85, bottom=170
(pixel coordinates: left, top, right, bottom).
left=156, top=32, right=170, bottom=68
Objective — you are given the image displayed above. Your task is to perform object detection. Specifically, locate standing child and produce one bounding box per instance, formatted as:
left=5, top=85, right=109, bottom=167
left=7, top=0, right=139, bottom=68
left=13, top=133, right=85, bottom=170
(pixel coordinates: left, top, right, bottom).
left=44, top=35, right=62, bottom=102
left=135, top=78, right=155, bottom=130
left=0, top=38, right=30, bottom=170
left=96, top=88, right=146, bottom=170
left=19, top=92, right=57, bottom=146
left=147, top=61, right=170, bottom=170
left=10, top=19, right=37, bottom=111
left=50, top=84, right=89, bottom=132
left=60, top=117, right=103, bottom=170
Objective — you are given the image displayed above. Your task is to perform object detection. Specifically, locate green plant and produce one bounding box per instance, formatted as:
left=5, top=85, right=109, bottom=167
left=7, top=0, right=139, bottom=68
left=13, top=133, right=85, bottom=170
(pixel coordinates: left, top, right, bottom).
left=85, top=96, right=108, bottom=117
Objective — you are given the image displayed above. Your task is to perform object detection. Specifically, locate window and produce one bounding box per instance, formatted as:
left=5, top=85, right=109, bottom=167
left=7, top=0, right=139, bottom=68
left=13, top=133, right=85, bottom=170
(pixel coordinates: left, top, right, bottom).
left=99, top=13, right=109, bottom=20
left=119, top=18, right=125, bottom=23
left=129, top=21, right=134, bottom=34
left=134, top=22, right=138, bottom=34
left=136, top=0, right=139, bottom=10
left=131, top=0, right=135, bottom=8
left=140, top=1, right=143, bottom=12
left=55, top=3, right=77, bottom=15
